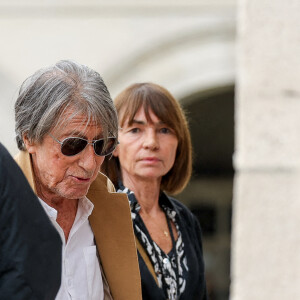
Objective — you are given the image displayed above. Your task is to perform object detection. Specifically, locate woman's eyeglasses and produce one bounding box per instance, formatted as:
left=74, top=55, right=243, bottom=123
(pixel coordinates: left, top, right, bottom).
left=49, top=133, right=118, bottom=157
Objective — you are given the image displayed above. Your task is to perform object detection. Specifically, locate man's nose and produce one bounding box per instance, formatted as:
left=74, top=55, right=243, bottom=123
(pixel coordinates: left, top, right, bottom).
left=78, top=144, right=102, bottom=171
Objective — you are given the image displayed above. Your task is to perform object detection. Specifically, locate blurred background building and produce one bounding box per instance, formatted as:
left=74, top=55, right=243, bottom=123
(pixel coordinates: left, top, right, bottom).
left=0, top=1, right=236, bottom=299
left=2, top=1, right=299, bottom=299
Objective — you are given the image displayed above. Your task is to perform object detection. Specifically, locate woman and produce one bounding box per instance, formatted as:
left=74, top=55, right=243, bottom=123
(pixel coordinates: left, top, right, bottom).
left=102, top=83, right=207, bottom=300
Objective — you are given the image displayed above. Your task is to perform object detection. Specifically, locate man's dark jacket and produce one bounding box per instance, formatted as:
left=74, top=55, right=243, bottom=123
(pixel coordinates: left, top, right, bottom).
left=0, top=143, right=62, bottom=300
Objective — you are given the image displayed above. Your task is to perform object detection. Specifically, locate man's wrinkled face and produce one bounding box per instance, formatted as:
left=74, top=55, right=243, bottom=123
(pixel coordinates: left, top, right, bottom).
left=24, top=108, right=105, bottom=202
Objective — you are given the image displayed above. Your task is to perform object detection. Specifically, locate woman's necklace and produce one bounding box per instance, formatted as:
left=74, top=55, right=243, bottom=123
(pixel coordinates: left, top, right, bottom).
left=141, top=209, right=171, bottom=240
left=140, top=206, right=179, bottom=299
left=121, top=184, right=181, bottom=299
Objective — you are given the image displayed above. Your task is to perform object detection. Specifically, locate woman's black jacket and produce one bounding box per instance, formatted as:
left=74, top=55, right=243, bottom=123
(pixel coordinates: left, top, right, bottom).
left=138, top=193, right=207, bottom=300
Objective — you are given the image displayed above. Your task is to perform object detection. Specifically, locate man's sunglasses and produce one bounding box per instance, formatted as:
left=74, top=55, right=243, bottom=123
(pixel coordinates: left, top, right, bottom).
left=49, top=133, right=118, bottom=157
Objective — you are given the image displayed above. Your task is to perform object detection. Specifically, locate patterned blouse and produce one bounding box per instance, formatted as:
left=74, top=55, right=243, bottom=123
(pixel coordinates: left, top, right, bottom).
left=117, top=183, right=189, bottom=300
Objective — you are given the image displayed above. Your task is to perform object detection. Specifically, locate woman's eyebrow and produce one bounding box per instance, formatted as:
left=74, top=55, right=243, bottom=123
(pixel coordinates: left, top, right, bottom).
left=131, top=119, right=165, bottom=126
left=131, top=119, right=145, bottom=125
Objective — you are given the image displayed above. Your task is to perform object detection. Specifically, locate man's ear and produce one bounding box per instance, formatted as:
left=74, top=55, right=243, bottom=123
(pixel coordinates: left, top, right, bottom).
left=23, top=134, right=36, bottom=154
left=112, top=144, right=119, bottom=157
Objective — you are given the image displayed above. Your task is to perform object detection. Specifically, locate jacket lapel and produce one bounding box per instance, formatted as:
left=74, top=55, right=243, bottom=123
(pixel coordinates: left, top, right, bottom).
left=15, top=150, right=36, bottom=193
left=15, top=150, right=142, bottom=300
left=87, top=176, right=141, bottom=300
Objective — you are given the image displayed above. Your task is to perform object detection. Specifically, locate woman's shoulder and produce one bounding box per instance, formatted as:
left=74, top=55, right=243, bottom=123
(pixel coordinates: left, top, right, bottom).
left=164, top=194, right=199, bottom=225
left=167, top=195, right=189, bottom=212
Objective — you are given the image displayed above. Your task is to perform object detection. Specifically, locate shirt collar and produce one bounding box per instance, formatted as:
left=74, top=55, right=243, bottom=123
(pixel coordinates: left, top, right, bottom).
left=117, top=181, right=140, bottom=211
left=38, top=197, right=57, bottom=219
left=38, top=196, right=94, bottom=221
left=117, top=181, right=175, bottom=212
left=79, top=196, right=94, bottom=217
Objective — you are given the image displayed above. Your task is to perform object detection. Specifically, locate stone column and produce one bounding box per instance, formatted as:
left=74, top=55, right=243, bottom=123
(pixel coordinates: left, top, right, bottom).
left=231, top=0, right=300, bottom=299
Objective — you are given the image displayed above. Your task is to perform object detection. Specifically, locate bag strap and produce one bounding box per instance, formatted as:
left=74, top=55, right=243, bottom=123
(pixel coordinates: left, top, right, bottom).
left=135, top=236, right=158, bottom=285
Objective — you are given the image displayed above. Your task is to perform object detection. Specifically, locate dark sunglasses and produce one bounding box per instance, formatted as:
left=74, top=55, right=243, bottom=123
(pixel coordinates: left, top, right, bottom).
left=49, top=133, right=118, bottom=157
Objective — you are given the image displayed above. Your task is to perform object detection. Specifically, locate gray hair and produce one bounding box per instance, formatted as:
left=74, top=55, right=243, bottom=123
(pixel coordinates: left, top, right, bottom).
left=15, top=60, right=118, bottom=150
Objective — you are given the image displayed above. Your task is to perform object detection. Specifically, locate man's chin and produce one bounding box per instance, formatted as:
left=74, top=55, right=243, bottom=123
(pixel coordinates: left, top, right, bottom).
left=61, top=188, right=89, bottom=200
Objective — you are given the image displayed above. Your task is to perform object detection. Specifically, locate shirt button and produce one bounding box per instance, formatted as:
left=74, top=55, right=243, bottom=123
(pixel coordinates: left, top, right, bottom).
left=163, top=258, right=169, bottom=266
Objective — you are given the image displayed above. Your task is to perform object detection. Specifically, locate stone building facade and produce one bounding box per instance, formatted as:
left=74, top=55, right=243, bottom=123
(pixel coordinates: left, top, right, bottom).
left=231, top=0, right=300, bottom=299
left=7, top=1, right=294, bottom=299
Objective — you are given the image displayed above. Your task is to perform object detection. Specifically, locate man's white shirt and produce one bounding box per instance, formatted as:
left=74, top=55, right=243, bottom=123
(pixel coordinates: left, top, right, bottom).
left=39, top=196, right=104, bottom=300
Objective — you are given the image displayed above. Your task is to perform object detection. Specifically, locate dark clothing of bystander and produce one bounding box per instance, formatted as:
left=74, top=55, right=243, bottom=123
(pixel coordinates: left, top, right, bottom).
left=0, top=143, right=62, bottom=300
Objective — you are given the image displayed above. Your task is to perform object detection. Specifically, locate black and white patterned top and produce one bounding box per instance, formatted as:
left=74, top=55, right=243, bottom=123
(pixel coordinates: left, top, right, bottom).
left=117, top=183, right=189, bottom=300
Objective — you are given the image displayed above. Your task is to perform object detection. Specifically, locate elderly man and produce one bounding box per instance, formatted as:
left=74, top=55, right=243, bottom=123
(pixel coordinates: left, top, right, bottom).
left=14, top=60, right=141, bottom=300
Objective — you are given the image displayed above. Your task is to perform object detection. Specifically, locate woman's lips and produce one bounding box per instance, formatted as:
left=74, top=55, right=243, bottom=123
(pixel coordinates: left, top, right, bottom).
left=141, top=157, right=160, bottom=162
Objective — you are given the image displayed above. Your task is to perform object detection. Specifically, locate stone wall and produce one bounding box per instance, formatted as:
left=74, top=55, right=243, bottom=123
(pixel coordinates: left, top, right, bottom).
left=0, top=0, right=235, bottom=155
left=231, top=0, right=300, bottom=299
